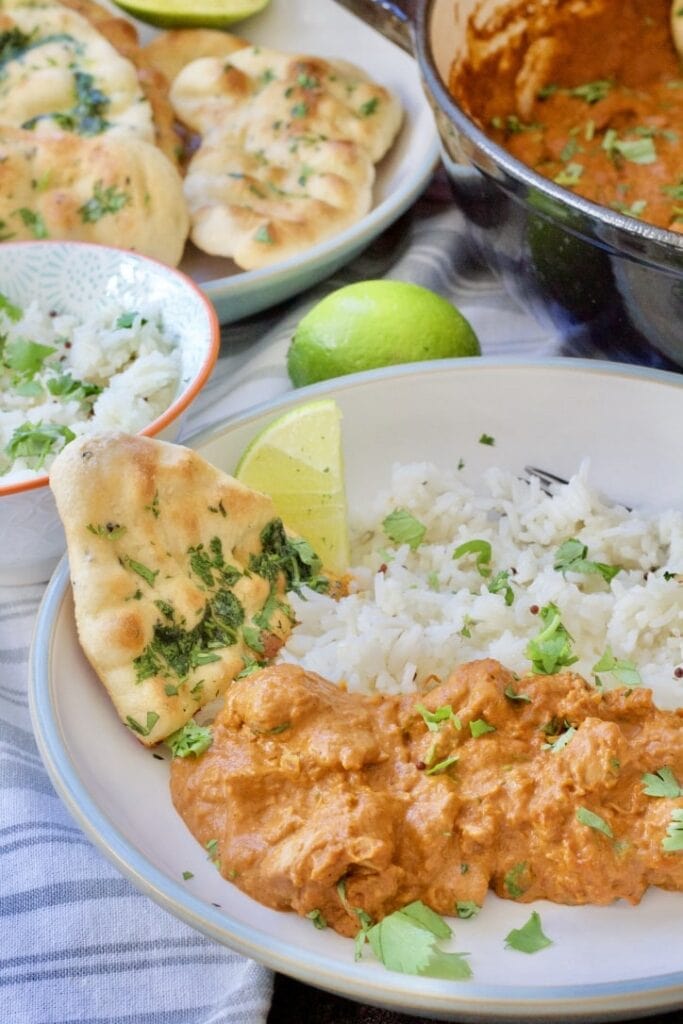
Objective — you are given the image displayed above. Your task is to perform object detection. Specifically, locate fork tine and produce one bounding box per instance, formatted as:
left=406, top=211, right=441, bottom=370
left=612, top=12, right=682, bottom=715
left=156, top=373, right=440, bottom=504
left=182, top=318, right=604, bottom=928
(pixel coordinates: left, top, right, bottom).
left=524, top=465, right=570, bottom=490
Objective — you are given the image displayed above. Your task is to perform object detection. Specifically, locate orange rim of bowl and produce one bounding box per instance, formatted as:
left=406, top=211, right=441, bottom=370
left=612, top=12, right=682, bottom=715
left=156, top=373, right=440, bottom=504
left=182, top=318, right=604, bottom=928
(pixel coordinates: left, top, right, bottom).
left=0, top=241, right=221, bottom=499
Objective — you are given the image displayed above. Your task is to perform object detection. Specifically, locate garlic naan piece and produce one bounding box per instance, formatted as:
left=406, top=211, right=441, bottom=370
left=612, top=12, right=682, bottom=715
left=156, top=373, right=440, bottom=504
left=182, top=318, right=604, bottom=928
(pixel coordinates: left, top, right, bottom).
left=0, top=0, right=178, bottom=159
left=0, top=127, right=188, bottom=264
left=170, top=48, right=403, bottom=268
left=141, top=28, right=249, bottom=86
left=50, top=434, right=301, bottom=747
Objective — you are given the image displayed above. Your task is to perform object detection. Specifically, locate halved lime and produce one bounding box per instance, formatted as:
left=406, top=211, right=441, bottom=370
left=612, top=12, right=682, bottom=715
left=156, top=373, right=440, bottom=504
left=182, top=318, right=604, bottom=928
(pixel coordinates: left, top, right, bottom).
left=234, top=398, right=350, bottom=574
left=113, top=0, right=270, bottom=29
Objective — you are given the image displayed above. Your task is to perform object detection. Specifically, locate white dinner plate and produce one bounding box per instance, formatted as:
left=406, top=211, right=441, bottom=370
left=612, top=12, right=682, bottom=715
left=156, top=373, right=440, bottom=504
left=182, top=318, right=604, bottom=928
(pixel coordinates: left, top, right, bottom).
left=127, top=0, right=440, bottom=323
left=30, top=359, right=683, bottom=1021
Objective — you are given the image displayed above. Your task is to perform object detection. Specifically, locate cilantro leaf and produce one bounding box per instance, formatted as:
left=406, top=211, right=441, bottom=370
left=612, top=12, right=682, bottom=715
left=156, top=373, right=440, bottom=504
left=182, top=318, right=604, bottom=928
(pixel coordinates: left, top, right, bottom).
left=382, top=508, right=427, bottom=551
left=662, top=809, right=683, bottom=852
left=426, top=755, right=458, bottom=775
left=544, top=725, right=576, bottom=752
left=122, top=556, right=158, bottom=587
left=554, top=538, right=621, bottom=584
left=504, top=685, right=531, bottom=703
left=504, top=911, right=553, bottom=953
left=305, top=909, right=327, bottom=929
left=5, top=421, right=74, bottom=466
left=453, top=539, right=492, bottom=577
left=525, top=602, right=578, bottom=675
left=415, top=703, right=461, bottom=732
left=576, top=805, right=613, bottom=838
left=503, top=861, right=529, bottom=898
left=592, top=647, right=642, bottom=687
left=4, top=337, right=55, bottom=376
left=165, top=721, right=213, bottom=758
left=363, top=901, right=472, bottom=980
left=469, top=718, right=496, bottom=738
left=126, top=711, right=159, bottom=737
left=455, top=901, right=480, bottom=919
left=642, top=767, right=682, bottom=798
left=488, top=569, right=514, bottom=604
left=0, top=292, right=22, bottom=321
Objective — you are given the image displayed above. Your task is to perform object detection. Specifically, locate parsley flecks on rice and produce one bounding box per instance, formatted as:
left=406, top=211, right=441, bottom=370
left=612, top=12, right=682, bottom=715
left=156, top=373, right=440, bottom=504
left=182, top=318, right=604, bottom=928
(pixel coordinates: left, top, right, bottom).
left=279, top=461, right=683, bottom=706
left=0, top=292, right=180, bottom=484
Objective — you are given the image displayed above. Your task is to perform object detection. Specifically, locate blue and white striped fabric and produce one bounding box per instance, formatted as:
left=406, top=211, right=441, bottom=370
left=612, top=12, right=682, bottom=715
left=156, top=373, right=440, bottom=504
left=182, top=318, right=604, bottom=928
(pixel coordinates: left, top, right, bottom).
left=1, top=174, right=562, bottom=1024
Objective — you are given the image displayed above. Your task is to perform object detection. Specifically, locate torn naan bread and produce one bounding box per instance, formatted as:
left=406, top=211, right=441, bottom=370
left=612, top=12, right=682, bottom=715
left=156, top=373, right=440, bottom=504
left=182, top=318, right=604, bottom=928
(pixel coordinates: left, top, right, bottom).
left=0, top=126, right=189, bottom=265
left=141, top=28, right=249, bottom=87
left=49, top=433, right=328, bottom=746
left=0, top=0, right=180, bottom=164
left=169, top=48, right=403, bottom=268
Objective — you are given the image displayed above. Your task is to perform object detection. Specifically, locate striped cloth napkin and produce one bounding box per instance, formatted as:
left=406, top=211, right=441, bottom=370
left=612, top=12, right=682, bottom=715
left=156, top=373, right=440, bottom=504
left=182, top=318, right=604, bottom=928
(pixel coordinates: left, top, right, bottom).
left=1, top=173, right=562, bottom=1024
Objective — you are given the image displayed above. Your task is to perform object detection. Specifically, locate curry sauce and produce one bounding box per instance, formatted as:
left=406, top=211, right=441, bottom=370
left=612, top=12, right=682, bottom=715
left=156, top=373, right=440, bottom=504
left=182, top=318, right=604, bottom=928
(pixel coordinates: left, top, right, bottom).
left=450, top=0, right=683, bottom=233
left=171, top=659, right=683, bottom=936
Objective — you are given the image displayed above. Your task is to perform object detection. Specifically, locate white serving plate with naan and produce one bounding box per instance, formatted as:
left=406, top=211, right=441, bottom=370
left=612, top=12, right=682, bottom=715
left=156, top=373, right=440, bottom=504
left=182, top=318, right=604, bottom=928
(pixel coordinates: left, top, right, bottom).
left=126, top=0, right=440, bottom=324
left=30, top=359, right=683, bottom=1021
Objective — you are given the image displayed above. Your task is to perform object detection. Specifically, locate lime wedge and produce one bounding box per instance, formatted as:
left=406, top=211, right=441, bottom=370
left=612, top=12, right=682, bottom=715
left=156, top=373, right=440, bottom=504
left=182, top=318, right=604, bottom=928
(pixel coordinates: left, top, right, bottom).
left=234, top=398, right=350, bottom=574
left=112, top=0, right=270, bottom=28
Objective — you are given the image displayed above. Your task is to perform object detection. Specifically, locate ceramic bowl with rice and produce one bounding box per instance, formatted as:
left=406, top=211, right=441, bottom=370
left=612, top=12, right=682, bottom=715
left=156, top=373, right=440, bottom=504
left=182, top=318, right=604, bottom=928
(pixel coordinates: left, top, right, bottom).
left=0, top=241, right=220, bottom=585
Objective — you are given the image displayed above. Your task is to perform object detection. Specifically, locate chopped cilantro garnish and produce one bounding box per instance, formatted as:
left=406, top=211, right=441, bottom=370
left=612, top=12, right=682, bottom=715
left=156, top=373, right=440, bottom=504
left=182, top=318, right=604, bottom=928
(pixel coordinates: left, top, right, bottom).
left=479, top=433, right=495, bottom=446
left=503, top=861, right=528, bottom=898
left=359, top=97, right=379, bottom=117
left=86, top=522, right=126, bottom=539
left=426, top=755, right=458, bottom=776
left=504, top=685, right=531, bottom=703
left=382, top=508, right=427, bottom=551
left=126, top=711, right=159, bottom=737
left=79, top=180, right=129, bottom=223
left=504, top=911, right=552, bottom=953
left=4, top=337, right=55, bottom=376
left=249, top=519, right=328, bottom=593
left=305, top=909, right=328, bottom=929
left=122, top=556, right=158, bottom=587
left=525, top=602, right=578, bottom=675
left=205, top=838, right=219, bottom=862
left=592, top=647, right=642, bottom=688
left=554, top=538, right=621, bottom=584
left=182, top=870, right=194, bottom=880
left=46, top=372, right=102, bottom=401
left=469, top=718, right=496, bottom=738
left=5, top=421, right=74, bottom=467
left=554, top=162, right=584, bottom=186
left=641, top=767, right=682, bottom=798
left=576, top=806, right=613, bottom=838
left=543, top=725, right=576, bottom=752
left=662, top=809, right=683, bottom=852
left=455, top=901, right=480, bottom=919
left=488, top=569, right=514, bottom=604
left=415, top=703, right=461, bottom=732
left=452, top=538, right=492, bottom=577
left=359, top=901, right=472, bottom=980
left=165, top=721, right=213, bottom=758
left=17, top=207, right=48, bottom=238
left=0, top=292, right=22, bottom=321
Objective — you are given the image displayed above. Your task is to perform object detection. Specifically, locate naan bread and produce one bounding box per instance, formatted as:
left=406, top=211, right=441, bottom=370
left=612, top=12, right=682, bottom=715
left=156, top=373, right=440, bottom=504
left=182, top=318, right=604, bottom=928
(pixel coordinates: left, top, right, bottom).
left=50, top=433, right=301, bottom=746
left=0, top=0, right=180, bottom=163
left=141, top=28, right=248, bottom=87
left=169, top=48, right=403, bottom=268
left=0, top=126, right=189, bottom=265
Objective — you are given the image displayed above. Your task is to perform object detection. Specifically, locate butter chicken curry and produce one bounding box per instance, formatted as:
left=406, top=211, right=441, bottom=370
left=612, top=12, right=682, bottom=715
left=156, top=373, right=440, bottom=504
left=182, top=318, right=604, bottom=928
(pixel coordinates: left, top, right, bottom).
left=449, top=0, right=683, bottom=233
left=171, top=658, right=683, bottom=936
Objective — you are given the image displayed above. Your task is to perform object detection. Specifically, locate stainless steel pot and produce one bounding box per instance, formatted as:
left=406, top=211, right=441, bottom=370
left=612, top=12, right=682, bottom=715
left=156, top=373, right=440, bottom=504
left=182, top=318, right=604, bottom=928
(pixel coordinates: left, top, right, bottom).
left=335, top=0, right=683, bottom=368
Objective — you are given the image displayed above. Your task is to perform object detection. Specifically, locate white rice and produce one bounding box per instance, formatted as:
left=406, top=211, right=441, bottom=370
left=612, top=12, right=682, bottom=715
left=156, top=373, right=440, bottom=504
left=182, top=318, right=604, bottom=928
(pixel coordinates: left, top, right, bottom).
left=0, top=297, right=180, bottom=484
left=280, top=461, right=683, bottom=709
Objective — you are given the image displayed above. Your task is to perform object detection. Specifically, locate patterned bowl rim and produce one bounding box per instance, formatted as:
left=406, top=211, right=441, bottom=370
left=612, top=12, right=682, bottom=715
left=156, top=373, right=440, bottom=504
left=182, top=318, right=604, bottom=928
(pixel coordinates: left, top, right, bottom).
left=0, top=240, right=221, bottom=499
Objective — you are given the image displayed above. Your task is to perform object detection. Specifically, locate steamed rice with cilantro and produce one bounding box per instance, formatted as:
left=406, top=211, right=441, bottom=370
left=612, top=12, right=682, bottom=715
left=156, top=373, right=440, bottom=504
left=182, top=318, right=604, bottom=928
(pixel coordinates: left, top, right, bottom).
left=0, top=291, right=180, bottom=485
left=280, top=461, right=683, bottom=708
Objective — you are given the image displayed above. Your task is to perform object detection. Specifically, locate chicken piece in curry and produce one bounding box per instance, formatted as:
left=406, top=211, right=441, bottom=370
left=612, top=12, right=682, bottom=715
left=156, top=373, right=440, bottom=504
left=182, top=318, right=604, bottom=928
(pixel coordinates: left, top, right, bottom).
left=171, top=659, right=683, bottom=936
left=450, top=0, right=683, bottom=233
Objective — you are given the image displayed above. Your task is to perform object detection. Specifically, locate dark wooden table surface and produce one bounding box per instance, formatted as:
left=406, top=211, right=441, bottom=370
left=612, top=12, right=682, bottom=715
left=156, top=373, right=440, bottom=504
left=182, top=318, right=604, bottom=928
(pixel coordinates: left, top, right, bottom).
left=267, top=974, right=683, bottom=1023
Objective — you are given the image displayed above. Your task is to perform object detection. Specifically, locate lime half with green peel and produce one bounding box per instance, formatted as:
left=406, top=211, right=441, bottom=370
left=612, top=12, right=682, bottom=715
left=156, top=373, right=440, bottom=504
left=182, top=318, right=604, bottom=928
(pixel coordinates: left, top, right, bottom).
left=286, top=280, right=481, bottom=387
left=234, top=398, right=350, bottom=574
left=112, top=0, right=270, bottom=28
